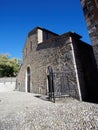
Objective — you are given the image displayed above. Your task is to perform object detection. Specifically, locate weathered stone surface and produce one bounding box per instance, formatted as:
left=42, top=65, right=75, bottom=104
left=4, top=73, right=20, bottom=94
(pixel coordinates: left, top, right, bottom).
left=16, top=29, right=80, bottom=100
left=16, top=27, right=98, bottom=102
left=80, top=0, right=98, bottom=69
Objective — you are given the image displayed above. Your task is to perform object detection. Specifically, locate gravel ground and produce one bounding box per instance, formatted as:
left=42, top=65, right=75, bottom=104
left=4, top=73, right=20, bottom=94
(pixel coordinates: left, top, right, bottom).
left=0, top=91, right=98, bottom=130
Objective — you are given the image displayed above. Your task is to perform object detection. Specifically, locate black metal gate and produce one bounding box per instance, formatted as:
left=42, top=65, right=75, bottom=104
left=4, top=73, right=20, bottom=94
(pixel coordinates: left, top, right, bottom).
left=47, top=66, right=70, bottom=102
left=53, top=72, right=70, bottom=98
left=47, top=66, right=55, bottom=102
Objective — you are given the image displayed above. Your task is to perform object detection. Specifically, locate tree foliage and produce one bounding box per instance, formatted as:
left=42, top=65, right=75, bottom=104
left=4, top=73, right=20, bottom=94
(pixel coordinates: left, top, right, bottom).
left=0, top=54, right=21, bottom=77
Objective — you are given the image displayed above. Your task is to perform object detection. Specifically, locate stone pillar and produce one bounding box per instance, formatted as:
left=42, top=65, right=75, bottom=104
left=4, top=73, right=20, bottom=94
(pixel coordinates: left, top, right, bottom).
left=80, top=0, right=98, bottom=69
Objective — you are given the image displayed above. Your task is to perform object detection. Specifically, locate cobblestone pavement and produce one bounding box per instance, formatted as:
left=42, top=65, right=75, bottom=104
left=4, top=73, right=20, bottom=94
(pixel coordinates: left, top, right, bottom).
left=0, top=91, right=98, bottom=130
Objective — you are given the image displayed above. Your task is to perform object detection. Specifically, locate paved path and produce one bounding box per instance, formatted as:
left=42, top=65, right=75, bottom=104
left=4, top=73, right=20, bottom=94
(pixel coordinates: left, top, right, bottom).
left=0, top=91, right=98, bottom=130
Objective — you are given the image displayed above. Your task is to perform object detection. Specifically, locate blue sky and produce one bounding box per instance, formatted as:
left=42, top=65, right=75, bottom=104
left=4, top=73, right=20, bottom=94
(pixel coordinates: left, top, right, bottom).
left=0, top=0, right=91, bottom=59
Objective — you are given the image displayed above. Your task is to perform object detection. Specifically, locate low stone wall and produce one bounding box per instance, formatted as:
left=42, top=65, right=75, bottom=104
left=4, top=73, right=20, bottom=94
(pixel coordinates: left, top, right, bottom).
left=0, top=77, right=16, bottom=92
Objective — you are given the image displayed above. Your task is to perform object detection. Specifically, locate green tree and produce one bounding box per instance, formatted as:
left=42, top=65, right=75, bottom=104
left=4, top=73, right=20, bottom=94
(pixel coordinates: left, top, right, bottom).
left=0, top=54, right=21, bottom=77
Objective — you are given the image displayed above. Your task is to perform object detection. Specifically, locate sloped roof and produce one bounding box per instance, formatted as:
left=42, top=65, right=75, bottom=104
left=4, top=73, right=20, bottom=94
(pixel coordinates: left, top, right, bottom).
left=28, top=26, right=59, bottom=37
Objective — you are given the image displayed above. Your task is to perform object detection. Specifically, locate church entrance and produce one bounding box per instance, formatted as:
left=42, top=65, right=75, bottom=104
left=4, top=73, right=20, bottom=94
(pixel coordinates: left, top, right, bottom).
left=27, top=67, right=31, bottom=92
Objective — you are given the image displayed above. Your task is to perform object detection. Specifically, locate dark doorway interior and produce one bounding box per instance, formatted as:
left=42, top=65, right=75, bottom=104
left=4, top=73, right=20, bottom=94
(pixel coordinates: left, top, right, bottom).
left=27, top=67, right=31, bottom=92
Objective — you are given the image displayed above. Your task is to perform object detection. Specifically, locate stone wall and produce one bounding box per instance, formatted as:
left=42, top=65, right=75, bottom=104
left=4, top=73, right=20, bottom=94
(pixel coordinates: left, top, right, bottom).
left=80, top=0, right=98, bottom=69
left=16, top=31, right=82, bottom=100
left=16, top=27, right=98, bottom=101
left=16, top=32, right=38, bottom=92
left=0, top=77, right=16, bottom=92
left=93, top=44, right=98, bottom=69
left=35, top=35, right=80, bottom=99
left=73, top=37, right=98, bottom=102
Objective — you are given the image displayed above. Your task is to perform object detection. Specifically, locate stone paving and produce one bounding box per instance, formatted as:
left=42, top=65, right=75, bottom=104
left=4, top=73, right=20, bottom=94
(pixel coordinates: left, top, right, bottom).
left=0, top=91, right=98, bottom=130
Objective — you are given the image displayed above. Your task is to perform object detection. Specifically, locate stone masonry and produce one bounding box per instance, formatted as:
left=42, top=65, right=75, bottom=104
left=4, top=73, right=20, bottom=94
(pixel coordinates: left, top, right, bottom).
left=80, top=0, right=98, bottom=69
left=16, top=27, right=98, bottom=102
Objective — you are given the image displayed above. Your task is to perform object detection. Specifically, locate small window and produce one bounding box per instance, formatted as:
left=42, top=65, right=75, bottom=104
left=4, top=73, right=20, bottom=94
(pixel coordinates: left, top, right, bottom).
left=25, top=48, right=27, bottom=56
left=38, top=29, right=43, bottom=43
left=30, top=41, right=32, bottom=51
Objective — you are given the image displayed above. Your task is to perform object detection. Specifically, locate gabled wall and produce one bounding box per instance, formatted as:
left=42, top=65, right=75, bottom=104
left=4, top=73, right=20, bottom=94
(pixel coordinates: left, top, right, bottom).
left=16, top=27, right=98, bottom=102
left=16, top=29, right=82, bottom=100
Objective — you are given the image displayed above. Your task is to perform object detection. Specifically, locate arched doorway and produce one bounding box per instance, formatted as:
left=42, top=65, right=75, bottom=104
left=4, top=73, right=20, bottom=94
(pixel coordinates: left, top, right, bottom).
left=27, top=67, right=31, bottom=92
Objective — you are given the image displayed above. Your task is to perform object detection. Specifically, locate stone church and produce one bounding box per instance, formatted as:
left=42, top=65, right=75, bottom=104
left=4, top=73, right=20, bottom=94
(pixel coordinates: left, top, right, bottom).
left=16, top=27, right=98, bottom=102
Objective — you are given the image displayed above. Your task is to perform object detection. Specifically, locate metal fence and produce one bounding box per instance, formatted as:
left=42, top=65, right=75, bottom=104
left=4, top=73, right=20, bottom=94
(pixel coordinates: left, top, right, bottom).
left=48, top=72, right=77, bottom=102
left=53, top=72, right=70, bottom=97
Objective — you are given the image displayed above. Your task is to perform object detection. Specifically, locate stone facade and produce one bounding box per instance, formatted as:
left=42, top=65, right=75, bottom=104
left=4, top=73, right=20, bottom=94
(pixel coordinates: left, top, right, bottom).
left=16, top=27, right=98, bottom=102
left=80, top=0, right=98, bottom=69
